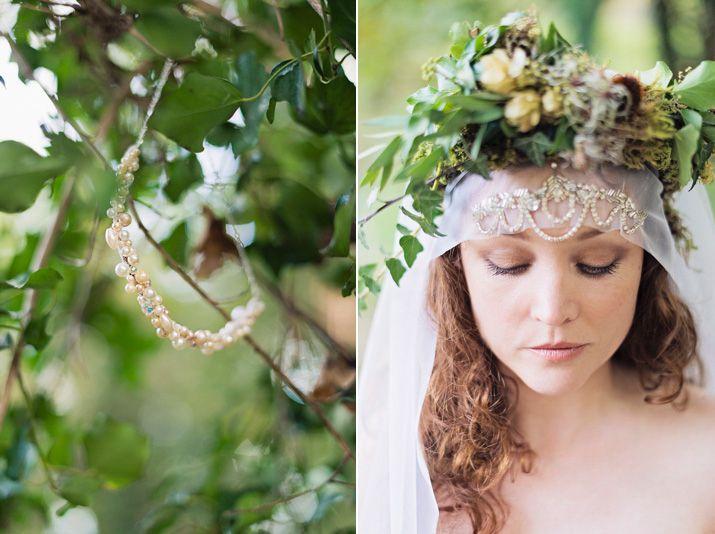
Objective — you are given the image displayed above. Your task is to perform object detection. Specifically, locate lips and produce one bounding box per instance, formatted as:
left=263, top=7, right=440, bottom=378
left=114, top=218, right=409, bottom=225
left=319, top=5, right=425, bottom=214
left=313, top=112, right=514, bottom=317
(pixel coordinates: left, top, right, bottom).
left=530, top=342, right=584, bottom=350
left=526, top=342, right=588, bottom=362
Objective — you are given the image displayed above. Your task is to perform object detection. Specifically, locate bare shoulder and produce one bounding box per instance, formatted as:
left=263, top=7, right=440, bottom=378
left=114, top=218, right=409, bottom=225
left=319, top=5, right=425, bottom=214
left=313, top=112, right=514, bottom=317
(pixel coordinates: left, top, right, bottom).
left=675, top=385, right=715, bottom=525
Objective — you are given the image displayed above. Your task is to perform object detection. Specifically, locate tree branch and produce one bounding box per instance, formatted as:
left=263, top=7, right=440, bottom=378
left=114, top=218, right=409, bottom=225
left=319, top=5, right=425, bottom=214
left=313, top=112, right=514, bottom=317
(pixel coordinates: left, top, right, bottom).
left=127, top=199, right=354, bottom=460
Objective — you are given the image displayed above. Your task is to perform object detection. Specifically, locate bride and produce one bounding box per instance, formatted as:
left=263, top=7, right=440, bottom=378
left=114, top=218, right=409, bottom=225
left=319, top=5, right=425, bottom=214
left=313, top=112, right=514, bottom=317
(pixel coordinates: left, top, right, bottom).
left=358, top=11, right=715, bottom=534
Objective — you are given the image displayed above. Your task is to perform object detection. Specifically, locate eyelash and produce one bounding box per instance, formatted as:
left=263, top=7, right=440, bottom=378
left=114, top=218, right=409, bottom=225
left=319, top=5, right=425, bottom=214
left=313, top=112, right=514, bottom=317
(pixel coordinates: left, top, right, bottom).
left=485, top=260, right=620, bottom=278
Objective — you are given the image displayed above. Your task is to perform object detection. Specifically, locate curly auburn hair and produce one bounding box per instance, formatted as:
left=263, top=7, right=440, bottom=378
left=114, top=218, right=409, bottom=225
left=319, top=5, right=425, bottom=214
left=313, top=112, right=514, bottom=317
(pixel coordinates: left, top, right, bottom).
left=419, top=245, right=703, bottom=533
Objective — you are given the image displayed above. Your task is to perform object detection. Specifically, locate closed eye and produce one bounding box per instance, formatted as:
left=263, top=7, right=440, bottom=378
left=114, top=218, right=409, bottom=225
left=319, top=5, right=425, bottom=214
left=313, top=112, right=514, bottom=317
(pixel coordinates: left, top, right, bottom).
left=485, top=260, right=620, bottom=278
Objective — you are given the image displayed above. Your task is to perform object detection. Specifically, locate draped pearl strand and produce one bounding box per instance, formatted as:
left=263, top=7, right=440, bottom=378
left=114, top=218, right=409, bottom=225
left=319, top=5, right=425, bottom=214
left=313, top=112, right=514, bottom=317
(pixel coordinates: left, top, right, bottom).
left=104, top=61, right=264, bottom=355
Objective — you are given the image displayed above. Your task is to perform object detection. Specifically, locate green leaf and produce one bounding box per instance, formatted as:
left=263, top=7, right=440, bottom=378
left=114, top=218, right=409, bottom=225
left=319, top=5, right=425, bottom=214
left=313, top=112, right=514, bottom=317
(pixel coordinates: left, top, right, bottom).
left=449, top=21, right=472, bottom=58
left=57, top=472, right=102, bottom=507
left=291, top=69, right=355, bottom=135
left=358, top=264, right=381, bottom=294
left=514, top=132, right=553, bottom=167
left=269, top=60, right=306, bottom=115
left=327, top=0, right=356, bottom=55
left=133, top=7, right=203, bottom=58
left=400, top=207, right=445, bottom=237
left=399, top=235, right=424, bottom=267
left=83, top=417, right=150, bottom=488
left=636, top=61, right=673, bottom=89
left=160, top=222, right=189, bottom=266
left=149, top=72, right=242, bottom=153
left=393, top=149, right=443, bottom=183
left=322, top=190, right=354, bottom=257
left=675, top=61, right=715, bottom=112
left=674, top=110, right=702, bottom=189
left=230, top=52, right=271, bottom=154
left=0, top=141, right=76, bottom=213
left=0, top=267, right=63, bottom=290
left=163, top=155, right=202, bottom=202
left=361, top=136, right=403, bottom=188
left=540, top=22, right=571, bottom=53
left=385, top=258, right=407, bottom=286
left=25, top=314, right=50, bottom=352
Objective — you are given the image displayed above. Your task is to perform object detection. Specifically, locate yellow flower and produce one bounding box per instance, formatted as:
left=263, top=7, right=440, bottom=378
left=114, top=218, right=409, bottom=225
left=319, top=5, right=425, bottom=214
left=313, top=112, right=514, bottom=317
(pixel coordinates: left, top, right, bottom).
left=478, top=49, right=516, bottom=94
left=505, top=90, right=542, bottom=132
left=541, top=88, right=563, bottom=117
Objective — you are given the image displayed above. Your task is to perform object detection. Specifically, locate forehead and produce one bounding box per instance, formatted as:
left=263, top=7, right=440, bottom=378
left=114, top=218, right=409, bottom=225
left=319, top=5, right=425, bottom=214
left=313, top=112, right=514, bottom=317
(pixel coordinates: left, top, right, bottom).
left=478, top=226, right=638, bottom=249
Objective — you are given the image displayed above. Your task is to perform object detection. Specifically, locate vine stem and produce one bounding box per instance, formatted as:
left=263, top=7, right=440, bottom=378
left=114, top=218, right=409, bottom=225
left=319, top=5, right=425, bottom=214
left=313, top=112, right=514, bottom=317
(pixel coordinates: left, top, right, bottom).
left=128, top=200, right=354, bottom=460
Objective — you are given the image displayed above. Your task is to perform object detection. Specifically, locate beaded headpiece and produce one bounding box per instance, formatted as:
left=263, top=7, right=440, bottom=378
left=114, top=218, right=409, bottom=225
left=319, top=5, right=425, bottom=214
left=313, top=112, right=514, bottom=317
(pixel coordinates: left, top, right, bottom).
left=472, top=163, right=648, bottom=241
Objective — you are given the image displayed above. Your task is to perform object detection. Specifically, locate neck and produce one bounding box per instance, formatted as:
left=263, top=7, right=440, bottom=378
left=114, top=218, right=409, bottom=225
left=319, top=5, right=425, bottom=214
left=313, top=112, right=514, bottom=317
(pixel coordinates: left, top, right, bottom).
left=508, top=361, right=633, bottom=456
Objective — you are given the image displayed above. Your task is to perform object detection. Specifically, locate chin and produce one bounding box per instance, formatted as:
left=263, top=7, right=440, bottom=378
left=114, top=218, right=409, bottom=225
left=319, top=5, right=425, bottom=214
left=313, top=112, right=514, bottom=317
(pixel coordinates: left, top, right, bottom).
left=517, top=368, right=592, bottom=396
left=501, top=354, right=600, bottom=396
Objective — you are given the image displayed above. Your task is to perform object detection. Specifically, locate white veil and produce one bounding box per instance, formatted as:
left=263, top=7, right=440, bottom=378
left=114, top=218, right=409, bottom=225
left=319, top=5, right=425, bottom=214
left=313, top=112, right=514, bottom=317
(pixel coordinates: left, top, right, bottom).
left=357, top=162, right=715, bottom=533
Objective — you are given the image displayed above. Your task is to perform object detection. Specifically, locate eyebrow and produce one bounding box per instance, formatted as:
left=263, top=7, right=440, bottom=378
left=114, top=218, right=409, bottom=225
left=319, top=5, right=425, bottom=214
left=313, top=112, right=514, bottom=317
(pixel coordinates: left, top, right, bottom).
left=505, top=228, right=606, bottom=241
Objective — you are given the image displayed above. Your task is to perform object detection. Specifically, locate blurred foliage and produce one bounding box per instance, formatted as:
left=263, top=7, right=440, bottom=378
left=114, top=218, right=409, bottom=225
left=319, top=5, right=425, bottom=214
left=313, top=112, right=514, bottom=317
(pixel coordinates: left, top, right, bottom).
left=0, top=0, right=355, bottom=531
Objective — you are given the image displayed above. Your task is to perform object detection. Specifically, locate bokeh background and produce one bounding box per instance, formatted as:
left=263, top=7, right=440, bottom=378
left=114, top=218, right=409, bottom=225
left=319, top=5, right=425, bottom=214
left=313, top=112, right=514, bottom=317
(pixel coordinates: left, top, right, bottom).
left=358, top=0, right=715, bottom=342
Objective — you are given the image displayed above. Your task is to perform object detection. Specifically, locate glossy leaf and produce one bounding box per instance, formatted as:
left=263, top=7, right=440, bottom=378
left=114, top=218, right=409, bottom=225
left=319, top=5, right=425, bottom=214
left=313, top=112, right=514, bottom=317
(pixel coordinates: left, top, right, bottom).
left=0, top=141, right=75, bottom=213
left=149, top=73, right=242, bottom=152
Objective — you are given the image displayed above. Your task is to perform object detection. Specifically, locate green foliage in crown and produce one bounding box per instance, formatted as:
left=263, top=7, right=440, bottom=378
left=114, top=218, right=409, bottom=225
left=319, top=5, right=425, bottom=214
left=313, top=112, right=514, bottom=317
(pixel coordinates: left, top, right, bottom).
left=360, top=10, right=715, bottom=298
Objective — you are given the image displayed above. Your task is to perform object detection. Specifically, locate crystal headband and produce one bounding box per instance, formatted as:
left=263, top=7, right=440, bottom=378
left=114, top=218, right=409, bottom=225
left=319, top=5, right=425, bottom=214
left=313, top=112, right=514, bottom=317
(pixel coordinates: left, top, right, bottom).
left=471, top=164, right=648, bottom=241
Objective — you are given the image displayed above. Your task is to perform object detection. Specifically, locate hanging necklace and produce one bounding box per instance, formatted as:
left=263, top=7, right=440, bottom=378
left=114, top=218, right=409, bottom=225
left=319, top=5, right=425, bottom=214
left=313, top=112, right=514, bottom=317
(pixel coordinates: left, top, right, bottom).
left=103, top=60, right=264, bottom=355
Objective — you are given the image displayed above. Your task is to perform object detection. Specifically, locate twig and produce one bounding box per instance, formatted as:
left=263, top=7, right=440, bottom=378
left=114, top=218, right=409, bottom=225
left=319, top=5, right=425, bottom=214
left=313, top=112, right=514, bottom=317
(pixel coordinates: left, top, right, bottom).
left=0, top=175, right=76, bottom=430
left=127, top=199, right=353, bottom=459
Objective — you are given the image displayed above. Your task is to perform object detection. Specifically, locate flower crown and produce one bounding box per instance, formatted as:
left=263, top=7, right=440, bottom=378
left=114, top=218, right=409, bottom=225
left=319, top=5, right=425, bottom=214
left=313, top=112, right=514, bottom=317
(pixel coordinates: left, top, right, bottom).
left=359, top=10, right=715, bottom=295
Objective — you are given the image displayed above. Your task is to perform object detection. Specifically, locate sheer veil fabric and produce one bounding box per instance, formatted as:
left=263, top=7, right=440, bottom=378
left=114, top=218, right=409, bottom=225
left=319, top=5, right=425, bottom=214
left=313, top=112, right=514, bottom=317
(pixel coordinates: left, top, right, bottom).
left=357, top=163, right=715, bottom=533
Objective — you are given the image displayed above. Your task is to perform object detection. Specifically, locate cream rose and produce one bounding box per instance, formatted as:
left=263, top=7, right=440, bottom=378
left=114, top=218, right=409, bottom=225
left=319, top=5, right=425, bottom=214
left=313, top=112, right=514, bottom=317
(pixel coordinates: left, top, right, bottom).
left=542, top=88, right=564, bottom=117
left=505, top=90, right=542, bottom=132
left=478, top=49, right=516, bottom=94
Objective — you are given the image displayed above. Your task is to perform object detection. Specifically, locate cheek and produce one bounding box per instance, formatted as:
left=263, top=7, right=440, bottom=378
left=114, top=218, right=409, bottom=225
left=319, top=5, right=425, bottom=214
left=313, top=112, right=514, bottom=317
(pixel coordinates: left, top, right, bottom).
left=461, top=261, right=522, bottom=345
left=581, top=261, right=642, bottom=344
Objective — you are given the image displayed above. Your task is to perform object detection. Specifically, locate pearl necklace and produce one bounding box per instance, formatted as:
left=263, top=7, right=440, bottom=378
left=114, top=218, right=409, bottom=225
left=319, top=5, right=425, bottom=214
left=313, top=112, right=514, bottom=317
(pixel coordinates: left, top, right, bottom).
left=104, top=60, right=265, bottom=355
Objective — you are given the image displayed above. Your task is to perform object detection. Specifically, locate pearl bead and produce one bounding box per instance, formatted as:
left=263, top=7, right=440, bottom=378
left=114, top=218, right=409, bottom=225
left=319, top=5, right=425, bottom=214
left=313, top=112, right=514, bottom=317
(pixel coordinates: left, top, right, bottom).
left=105, top=228, right=120, bottom=249
left=156, top=328, right=168, bottom=338
left=112, top=222, right=122, bottom=231
left=222, top=334, right=234, bottom=345
left=172, top=338, right=186, bottom=349
left=159, top=313, right=172, bottom=332
left=134, top=270, right=149, bottom=284
left=144, top=288, right=156, bottom=299
left=115, top=263, right=129, bottom=277
left=124, top=283, right=136, bottom=293
left=120, top=246, right=133, bottom=256
left=119, top=230, right=130, bottom=241
left=169, top=331, right=180, bottom=341
left=151, top=317, right=161, bottom=328
left=117, top=213, right=132, bottom=227
left=153, top=295, right=163, bottom=304
left=127, top=254, right=139, bottom=266
left=194, top=330, right=207, bottom=344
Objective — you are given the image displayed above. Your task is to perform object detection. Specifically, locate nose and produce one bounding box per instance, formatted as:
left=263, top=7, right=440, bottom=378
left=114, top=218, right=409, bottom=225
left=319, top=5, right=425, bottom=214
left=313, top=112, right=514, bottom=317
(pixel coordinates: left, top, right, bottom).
left=529, top=262, right=579, bottom=326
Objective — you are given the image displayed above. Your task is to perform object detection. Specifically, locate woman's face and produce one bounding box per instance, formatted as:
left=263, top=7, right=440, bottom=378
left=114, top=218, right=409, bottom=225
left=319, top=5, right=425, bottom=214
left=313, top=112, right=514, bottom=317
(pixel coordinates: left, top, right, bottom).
left=460, top=226, right=644, bottom=396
